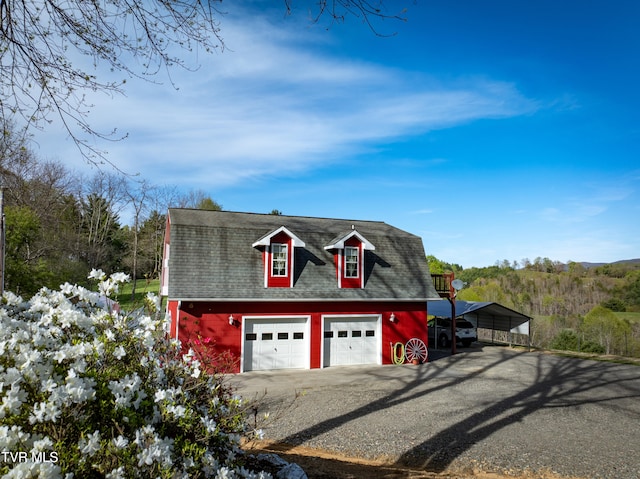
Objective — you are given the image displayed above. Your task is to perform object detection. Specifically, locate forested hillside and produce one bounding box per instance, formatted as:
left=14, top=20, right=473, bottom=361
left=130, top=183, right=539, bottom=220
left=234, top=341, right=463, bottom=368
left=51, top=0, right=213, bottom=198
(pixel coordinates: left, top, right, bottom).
left=0, top=124, right=226, bottom=297
left=427, top=255, right=640, bottom=357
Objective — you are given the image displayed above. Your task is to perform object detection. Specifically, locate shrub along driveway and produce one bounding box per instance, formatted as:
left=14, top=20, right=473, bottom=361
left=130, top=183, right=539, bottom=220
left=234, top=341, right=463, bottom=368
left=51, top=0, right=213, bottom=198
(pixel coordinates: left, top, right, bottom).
left=231, top=345, right=640, bottom=479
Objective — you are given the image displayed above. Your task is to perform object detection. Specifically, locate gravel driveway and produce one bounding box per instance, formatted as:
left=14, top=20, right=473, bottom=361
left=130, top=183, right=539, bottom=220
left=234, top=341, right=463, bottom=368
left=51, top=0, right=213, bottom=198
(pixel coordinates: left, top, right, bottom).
left=230, top=345, right=640, bottom=479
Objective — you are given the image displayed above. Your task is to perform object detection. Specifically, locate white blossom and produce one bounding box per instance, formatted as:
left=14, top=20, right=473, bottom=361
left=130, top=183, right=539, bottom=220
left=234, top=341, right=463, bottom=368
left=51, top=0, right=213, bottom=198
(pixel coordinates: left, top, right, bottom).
left=215, top=466, right=233, bottom=479
left=29, top=402, right=47, bottom=424
left=0, top=271, right=267, bottom=478
left=201, top=415, right=217, bottom=433
left=0, top=425, right=30, bottom=450
left=52, top=349, right=67, bottom=363
left=168, top=404, right=187, bottom=419
left=1, top=383, right=27, bottom=416
left=32, top=436, right=54, bottom=452
left=88, top=269, right=105, bottom=280
left=136, top=433, right=174, bottom=467
left=106, top=467, right=126, bottom=479
left=113, top=346, right=126, bottom=360
left=64, top=369, right=96, bottom=403
left=110, top=272, right=130, bottom=284
left=112, top=435, right=129, bottom=449
left=78, top=430, right=101, bottom=457
left=60, top=282, right=74, bottom=295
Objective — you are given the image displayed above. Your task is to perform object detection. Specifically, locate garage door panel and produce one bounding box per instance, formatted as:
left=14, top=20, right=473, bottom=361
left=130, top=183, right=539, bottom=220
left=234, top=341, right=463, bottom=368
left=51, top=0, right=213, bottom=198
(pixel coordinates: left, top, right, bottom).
left=244, top=317, right=308, bottom=371
left=323, top=316, right=379, bottom=367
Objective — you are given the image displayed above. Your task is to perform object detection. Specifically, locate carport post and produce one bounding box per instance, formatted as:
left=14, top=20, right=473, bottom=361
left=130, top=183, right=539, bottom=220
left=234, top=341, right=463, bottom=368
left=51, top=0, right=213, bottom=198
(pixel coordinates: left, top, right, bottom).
left=509, top=316, right=513, bottom=348
left=491, top=316, right=495, bottom=344
left=448, top=297, right=456, bottom=355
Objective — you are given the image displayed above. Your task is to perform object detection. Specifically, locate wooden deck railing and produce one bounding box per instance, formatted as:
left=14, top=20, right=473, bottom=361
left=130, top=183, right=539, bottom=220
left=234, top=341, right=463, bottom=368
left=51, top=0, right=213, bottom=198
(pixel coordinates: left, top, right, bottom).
left=431, top=272, right=455, bottom=299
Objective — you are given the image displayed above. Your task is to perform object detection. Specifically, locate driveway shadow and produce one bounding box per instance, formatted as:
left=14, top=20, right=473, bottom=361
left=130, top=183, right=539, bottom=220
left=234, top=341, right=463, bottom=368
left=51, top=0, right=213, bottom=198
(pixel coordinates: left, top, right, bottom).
left=260, top=349, right=513, bottom=453
left=246, top=347, right=640, bottom=476
left=397, top=352, right=640, bottom=472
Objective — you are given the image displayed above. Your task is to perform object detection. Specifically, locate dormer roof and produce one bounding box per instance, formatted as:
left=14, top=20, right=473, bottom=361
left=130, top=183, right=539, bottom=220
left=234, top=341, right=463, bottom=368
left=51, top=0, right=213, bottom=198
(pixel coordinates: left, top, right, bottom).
left=252, top=226, right=306, bottom=248
left=324, top=229, right=375, bottom=251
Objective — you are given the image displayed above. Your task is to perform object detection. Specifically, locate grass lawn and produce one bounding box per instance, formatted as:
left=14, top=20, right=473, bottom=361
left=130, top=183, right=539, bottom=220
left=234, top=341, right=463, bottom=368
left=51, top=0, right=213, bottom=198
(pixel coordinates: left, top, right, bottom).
left=616, top=312, right=640, bottom=324
left=115, top=278, right=162, bottom=311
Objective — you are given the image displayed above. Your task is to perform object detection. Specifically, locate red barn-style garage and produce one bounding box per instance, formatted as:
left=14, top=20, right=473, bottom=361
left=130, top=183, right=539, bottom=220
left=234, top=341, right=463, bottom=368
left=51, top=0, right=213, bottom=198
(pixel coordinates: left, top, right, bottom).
left=160, top=209, right=440, bottom=373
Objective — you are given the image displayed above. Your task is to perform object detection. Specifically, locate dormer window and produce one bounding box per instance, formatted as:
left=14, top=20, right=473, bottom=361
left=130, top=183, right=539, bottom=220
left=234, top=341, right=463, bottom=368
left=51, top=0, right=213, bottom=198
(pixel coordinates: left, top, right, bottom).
left=271, top=243, right=288, bottom=276
left=325, top=228, right=375, bottom=289
left=344, top=246, right=359, bottom=278
left=253, top=226, right=305, bottom=288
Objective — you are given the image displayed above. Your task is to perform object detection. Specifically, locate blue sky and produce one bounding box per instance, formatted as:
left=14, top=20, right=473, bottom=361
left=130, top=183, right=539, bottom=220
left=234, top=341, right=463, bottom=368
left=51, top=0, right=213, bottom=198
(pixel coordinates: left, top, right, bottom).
left=38, top=1, right=639, bottom=268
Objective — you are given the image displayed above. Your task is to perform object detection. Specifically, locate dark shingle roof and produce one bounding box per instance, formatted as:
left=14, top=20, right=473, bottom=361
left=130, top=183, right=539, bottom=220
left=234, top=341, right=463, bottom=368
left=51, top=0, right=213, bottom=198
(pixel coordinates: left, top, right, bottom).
left=166, top=209, right=440, bottom=301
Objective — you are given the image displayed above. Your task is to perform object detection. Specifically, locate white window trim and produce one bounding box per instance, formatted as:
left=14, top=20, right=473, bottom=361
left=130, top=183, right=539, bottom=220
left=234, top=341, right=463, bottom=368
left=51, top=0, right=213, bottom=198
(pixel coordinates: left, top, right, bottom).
left=344, top=246, right=360, bottom=279
left=271, top=243, right=288, bottom=277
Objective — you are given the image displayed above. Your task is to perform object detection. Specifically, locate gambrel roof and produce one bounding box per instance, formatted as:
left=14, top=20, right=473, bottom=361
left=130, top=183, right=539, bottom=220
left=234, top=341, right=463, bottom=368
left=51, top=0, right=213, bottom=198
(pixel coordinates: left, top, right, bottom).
left=165, top=209, right=440, bottom=302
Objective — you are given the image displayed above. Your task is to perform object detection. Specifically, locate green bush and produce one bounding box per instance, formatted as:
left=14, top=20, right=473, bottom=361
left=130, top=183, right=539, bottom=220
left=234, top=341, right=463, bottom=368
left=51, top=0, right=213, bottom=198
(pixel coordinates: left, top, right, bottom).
left=600, top=298, right=627, bottom=312
left=0, top=270, right=269, bottom=478
left=550, top=330, right=605, bottom=354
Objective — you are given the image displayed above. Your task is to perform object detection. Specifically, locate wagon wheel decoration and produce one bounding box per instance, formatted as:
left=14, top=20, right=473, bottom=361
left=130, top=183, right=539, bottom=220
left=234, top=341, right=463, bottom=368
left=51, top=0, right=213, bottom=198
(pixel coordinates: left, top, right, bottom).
left=405, top=338, right=428, bottom=363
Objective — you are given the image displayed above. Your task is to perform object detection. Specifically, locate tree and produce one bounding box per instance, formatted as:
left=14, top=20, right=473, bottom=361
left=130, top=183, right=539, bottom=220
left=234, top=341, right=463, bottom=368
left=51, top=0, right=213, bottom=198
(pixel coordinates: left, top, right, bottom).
left=137, top=210, right=166, bottom=280
left=426, top=255, right=462, bottom=274
left=601, top=298, right=627, bottom=312
left=620, top=271, right=640, bottom=310
left=567, top=261, right=586, bottom=275
left=79, top=193, right=124, bottom=271
left=582, top=305, right=631, bottom=355
left=1, top=0, right=408, bottom=163
left=1, top=124, right=91, bottom=291
left=197, top=197, right=223, bottom=211
left=174, top=189, right=222, bottom=210
left=4, top=205, right=44, bottom=294
left=123, top=180, right=153, bottom=300
left=549, top=330, right=605, bottom=354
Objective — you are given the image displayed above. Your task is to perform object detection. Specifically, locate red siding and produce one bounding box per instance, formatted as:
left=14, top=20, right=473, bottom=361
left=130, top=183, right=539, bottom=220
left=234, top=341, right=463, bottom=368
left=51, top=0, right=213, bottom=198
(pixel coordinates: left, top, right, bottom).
left=168, top=300, right=428, bottom=373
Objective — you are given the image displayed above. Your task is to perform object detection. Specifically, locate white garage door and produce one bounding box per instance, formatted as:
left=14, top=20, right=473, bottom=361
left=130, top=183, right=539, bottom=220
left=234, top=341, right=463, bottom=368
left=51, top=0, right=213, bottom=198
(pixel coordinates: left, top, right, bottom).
left=243, top=317, right=309, bottom=371
left=323, top=316, right=380, bottom=367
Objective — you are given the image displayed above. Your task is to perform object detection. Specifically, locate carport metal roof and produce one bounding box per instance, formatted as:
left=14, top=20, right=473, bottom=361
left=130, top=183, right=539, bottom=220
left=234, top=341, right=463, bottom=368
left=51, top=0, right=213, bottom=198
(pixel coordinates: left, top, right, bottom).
left=427, top=300, right=532, bottom=334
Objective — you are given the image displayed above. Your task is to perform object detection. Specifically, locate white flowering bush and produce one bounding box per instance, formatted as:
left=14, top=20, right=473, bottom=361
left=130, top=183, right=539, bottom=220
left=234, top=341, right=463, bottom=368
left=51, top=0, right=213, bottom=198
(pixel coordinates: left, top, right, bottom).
left=0, top=270, right=270, bottom=478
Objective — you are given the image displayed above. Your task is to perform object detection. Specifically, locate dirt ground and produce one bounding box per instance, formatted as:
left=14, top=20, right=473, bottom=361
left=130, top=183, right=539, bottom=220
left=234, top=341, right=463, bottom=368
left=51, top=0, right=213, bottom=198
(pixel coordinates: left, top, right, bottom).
left=246, top=441, right=585, bottom=479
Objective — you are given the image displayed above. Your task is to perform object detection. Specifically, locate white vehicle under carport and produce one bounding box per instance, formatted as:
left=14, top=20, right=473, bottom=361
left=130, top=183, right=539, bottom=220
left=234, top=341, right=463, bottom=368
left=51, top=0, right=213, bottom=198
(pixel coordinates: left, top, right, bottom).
left=428, top=318, right=477, bottom=348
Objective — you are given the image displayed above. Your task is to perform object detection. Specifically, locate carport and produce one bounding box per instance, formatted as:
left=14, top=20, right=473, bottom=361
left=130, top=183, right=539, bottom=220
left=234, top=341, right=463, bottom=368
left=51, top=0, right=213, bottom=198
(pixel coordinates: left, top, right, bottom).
left=427, top=300, right=532, bottom=349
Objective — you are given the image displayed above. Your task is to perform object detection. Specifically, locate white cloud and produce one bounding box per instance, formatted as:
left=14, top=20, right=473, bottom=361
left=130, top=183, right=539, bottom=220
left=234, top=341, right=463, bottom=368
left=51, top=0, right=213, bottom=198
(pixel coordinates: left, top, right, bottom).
left=36, top=10, right=538, bottom=188
left=537, top=180, right=634, bottom=225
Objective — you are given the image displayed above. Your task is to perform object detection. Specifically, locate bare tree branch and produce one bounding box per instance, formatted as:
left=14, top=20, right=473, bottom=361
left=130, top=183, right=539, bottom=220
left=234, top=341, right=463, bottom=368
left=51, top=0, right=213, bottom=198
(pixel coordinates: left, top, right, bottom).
left=1, top=0, right=226, bottom=165
left=286, top=0, right=409, bottom=36
left=1, top=1, right=408, bottom=166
